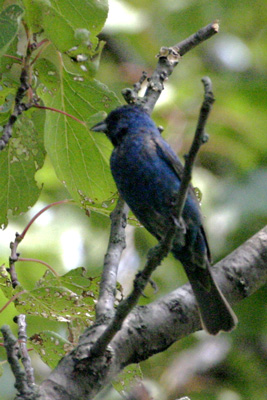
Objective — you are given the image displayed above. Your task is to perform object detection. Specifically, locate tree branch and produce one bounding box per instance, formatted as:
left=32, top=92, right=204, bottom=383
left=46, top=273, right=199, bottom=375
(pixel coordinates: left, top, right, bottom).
left=95, top=197, right=129, bottom=324
left=119, top=226, right=267, bottom=362
left=90, top=221, right=176, bottom=358
left=0, top=66, right=33, bottom=151
left=174, top=76, right=214, bottom=221
left=38, top=227, right=267, bottom=399
left=122, top=21, right=219, bottom=114
left=175, top=20, right=219, bottom=56
left=1, top=324, right=36, bottom=398
left=17, top=314, right=35, bottom=388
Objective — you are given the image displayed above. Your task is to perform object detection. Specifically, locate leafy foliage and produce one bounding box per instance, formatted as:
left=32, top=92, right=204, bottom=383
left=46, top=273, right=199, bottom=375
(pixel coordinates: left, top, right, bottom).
left=0, top=0, right=120, bottom=228
left=0, top=108, right=45, bottom=228
left=0, top=265, right=99, bottom=321
left=30, top=330, right=72, bottom=370
left=0, top=264, right=100, bottom=366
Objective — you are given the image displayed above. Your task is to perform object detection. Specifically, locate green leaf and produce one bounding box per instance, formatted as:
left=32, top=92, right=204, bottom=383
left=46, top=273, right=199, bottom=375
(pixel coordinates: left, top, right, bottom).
left=23, top=0, right=108, bottom=53
left=30, top=330, right=72, bottom=369
left=0, top=264, right=13, bottom=299
left=113, top=364, right=144, bottom=396
left=0, top=32, right=23, bottom=76
left=15, top=268, right=100, bottom=324
left=0, top=4, right=24, bottom=58
left=36, top=53, right=120, bottom=214
left=38, top=267, right=100, bottom=299
left=0, top=108, right=46, bottom=228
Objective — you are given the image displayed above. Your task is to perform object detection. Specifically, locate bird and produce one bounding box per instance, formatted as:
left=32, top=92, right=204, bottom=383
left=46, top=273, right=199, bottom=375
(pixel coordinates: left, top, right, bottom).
left=91, top=104, right=238, bottom=335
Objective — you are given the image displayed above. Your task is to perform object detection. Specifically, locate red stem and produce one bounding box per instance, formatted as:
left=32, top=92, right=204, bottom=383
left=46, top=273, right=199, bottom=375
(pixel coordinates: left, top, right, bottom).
left=34, top=105, right=86, bottom=126
left=20, top=199, right=73, bottom=239
left=3, top=54, right=22, bottom=62
left=18, top=258, right=59, bottom=277
left=0, top=290, right=27, bottom=314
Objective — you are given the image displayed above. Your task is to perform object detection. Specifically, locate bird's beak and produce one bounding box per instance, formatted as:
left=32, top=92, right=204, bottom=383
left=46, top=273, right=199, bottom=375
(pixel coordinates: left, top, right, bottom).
left=90, top=120, right=108, bottom=133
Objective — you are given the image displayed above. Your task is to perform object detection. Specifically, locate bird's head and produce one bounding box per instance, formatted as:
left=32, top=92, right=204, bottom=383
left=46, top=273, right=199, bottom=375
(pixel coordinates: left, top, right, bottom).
left=91, top=105, right=154, bottom=146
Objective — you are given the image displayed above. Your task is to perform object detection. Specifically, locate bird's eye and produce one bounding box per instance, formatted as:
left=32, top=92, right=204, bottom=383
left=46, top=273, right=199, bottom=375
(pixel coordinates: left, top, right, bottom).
left=108, top=112, right=121, bottom=124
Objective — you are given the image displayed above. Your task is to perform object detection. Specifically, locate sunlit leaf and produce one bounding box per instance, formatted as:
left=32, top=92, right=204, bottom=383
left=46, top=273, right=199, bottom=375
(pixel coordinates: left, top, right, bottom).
left=0, top=4, right=24, bottom=58
left=30, top=330, right=72, bottom=369
left=0, top=108, right=46, bottom=228
left=35, top=52, right=120, bottom=215
left=23, top=0, right=108, bottom=54
left=15, top=268, right=100, bottom=324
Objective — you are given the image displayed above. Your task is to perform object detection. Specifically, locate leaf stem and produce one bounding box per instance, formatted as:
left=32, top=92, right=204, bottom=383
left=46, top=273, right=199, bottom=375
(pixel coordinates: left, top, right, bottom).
left=18, top=258, right=59, bottom=277
left=33, top=105, right=86, bottom=126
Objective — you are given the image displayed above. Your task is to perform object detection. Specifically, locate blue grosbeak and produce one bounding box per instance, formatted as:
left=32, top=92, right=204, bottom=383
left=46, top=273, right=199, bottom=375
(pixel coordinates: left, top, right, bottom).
left=92, top=105, right=237, bottom=335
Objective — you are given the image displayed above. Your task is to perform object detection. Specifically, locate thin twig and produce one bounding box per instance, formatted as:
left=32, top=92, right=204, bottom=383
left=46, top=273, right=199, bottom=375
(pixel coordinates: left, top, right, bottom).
left=0, top=65, right=32, bottom=151
left=174, top=21, right=219, bottom=56
left=1, top=325, right=33, bottom=396
left=90, top=222, right=176, bottom=357
left=174, top=77, right=215, bottom=221
left=17, top=314, right=35, bottom=387
left=95, top=197, right=129, bottom=324
left=3, top=54, right=22, bottom=62
left=122, top=21, right=219, bottom=114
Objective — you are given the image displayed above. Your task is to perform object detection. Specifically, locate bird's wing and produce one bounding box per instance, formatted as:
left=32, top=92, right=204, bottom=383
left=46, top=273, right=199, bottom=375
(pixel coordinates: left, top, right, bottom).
left=153, top=135, right=212, bottom=263
left=200, top=225, right=212, bottom=263
left=153, top=135, right=197, bottom=201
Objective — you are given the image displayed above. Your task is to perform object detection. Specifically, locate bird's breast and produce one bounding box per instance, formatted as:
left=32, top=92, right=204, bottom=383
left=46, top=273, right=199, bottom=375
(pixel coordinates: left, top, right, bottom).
left=110, top=134, right=180, bottom=219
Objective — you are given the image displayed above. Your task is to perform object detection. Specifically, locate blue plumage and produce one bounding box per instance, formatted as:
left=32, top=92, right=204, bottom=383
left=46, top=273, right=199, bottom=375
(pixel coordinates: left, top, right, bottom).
left=91, top=105, right=237, bottom=334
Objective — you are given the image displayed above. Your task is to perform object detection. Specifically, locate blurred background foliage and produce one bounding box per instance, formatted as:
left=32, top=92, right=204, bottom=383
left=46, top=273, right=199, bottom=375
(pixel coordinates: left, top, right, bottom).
left=0, top=0, right=267, bottom=399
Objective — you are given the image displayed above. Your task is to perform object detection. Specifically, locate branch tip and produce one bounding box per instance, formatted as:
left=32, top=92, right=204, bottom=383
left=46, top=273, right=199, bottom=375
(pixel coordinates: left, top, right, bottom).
left=212, top=20, right=220, bottom=33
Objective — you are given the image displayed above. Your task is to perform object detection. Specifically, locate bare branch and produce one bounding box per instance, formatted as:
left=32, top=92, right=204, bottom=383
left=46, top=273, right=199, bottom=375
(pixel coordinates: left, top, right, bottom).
left=174, top=77, right=215, bottom=221
left=17, top=314, right=35, bottom=388
left=174, top=21, right=219, bottom=56
left=95, top=197, right=129, bottom=324
left=0, top=67, right=32, bottom=151
left=1, top=324, right=34, bottom=397
left=122, top=21, right=219, bottom=114
left=90, top=221, right=176, bottom=358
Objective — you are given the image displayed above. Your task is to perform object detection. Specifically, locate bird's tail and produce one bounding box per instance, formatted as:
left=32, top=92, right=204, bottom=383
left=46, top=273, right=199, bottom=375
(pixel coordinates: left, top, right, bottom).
left=182, top=262, right=238, bottom=335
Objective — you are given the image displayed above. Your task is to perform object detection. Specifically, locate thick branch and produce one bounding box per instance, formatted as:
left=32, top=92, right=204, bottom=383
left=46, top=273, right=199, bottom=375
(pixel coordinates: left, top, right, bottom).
left=38, top=227, right=267, bottom=399
left=120, top=226, right=267, bottom=362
